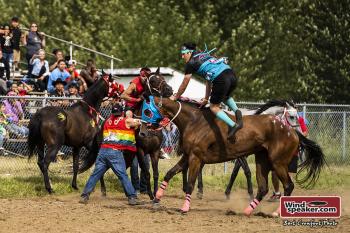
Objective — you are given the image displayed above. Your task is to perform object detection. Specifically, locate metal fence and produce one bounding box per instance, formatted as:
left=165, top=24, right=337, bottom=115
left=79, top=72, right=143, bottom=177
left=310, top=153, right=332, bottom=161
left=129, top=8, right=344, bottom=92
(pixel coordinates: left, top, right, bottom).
left=0, top=95, right=349, bottom=179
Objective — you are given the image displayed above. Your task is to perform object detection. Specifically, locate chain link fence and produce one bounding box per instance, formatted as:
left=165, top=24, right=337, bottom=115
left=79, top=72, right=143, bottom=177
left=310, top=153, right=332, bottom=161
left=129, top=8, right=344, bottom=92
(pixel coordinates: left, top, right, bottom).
left=0, top=96, right=349, bottom=180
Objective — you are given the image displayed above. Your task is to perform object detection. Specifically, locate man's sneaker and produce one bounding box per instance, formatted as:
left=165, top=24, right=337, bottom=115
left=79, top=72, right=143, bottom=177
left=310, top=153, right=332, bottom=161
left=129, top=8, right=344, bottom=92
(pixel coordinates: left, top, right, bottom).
left=160, top=151, right=171, bottom=160
left=128, top=197, right=144, bottom=206
left=79, top=195, right=89, bottom=204
left=268, top=192, right=281, bottom=202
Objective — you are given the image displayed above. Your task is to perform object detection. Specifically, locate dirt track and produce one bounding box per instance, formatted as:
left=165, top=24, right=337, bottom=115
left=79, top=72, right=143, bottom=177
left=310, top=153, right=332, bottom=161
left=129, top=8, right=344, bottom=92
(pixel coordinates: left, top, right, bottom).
left=0, top=189, right=349, bottom=233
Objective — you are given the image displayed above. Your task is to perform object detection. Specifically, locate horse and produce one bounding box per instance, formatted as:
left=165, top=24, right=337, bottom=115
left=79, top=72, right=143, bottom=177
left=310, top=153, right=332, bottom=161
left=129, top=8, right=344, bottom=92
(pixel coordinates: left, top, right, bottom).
left=190, top=99, right=300, bottom=200
left=143, top=69, right=325, bottom=216
left=27, top=73, right=122, bottom=193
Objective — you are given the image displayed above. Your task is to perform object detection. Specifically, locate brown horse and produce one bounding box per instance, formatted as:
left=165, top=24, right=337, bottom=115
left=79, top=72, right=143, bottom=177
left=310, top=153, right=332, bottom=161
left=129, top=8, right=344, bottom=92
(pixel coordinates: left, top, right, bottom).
left=27, top=74, right=122, bottom=193
left=143, top=69, right=325, bottom=216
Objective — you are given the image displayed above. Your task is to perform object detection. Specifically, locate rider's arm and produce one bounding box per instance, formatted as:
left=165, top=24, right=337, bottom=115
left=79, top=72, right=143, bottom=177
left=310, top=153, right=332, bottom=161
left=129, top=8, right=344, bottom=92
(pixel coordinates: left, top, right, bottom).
left=120, top=83, right=140, bottom=102
left=125, top=118, right=141, bottom=128
left=174, top=74, right=191, bottom=99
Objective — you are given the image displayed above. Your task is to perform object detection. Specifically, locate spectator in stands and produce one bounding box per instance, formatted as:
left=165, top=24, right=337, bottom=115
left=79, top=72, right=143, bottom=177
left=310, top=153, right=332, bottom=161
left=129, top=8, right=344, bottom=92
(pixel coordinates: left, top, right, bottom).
left=29, top=49, right=50, bottom=91
left=17, top=81, right=33, bottom=96
left=49, top=49, right=64, bottom=72
left=10, top=17, right=22, bottom=71
left=160, top=122, right=178, bottom=159
left=47, top=59, right=70, bottom=92
left=49, top=78, right=69, bottom=107
left=9, top=82, right=19, bottom=95
left=3, top=92, right=29, bottom=137
left=0, top=25, right=14, bottom=68
left=0, top=50, right=10, bottom=94
left=80, top=59, right=98, bottom=87
left=67, top=82, right=80, bottom=105
left=0, top=102, right=8, bottom=150
left=23, top=23, right=45, bottom=76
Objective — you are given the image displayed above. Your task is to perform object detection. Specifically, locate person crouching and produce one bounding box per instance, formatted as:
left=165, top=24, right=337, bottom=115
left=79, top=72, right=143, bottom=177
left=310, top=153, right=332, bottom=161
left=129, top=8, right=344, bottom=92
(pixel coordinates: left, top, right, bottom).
left=79, top=103, right=143, bottom=205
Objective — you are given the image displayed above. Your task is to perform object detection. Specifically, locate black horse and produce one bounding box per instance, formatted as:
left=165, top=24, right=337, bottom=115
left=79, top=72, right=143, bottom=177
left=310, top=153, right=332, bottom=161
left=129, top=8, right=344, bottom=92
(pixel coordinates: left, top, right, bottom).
left=27, top=74, right=121, bottom=193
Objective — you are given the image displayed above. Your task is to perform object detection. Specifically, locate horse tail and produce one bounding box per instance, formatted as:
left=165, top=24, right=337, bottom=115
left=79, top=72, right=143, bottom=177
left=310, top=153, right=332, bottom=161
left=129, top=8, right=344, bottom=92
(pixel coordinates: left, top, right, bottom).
left=295, top=131, right=326, bottom=188
left=27, top=112, right=42, bottom=158
left=78, top=134, right=100, bottom=174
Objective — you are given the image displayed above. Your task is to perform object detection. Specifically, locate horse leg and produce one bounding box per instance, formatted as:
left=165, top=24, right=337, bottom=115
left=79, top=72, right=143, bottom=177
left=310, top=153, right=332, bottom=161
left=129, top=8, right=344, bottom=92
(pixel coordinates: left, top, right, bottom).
left=154, top=154, right=188, bottom=203
left=224, top=159, right=241, bottom=200
left=100, top=176, right=107, bottom=197
left=182, top=162, right=188, bottom=193
left=244, top=151, right=271, bottom=216
left=240, top=157, right=254, bottom=201
left=271, top=162, right=294, bottom=217
left=42, top=144, right=61, bottom=193
left=150, top=150, right=160, bottom=196
left=137, top=152, right=153, bottom=200
left=36, top=142, right=50, bottom=192
left=71, top=147, right=81, bottom=190
left=196, top=164, right=204, bottom=199
left=180, top=153, right=202, bottom=213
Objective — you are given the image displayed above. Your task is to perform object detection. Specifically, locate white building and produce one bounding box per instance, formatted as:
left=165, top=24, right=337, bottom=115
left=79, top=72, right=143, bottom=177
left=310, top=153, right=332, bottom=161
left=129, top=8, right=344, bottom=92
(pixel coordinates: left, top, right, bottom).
left=104, top=67, right=206, bottom=99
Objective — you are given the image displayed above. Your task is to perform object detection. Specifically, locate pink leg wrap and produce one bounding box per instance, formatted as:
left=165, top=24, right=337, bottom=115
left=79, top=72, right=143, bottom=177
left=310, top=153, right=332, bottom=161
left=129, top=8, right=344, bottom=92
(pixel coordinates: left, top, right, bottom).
left=244, top=199, right=260, bottom=217
left=180, top=194, right=191, bottom=212
left=155, top=181, right=168, bottom=200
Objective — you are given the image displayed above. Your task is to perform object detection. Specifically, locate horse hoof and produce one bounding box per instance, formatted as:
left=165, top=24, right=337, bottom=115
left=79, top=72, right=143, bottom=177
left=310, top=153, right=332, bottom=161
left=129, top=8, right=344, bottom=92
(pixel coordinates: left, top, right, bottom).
left=243, top=207, right=253, bottom=217
left=72, top=186, right=79, bottom=190
left=179, top=209, right=189, bottom=214
left=152, top=202, right=160, bottom=209
left=101, top=192, right=107, bottom=197
left=47, top=189, right=54, bottom=194
left=225, top=193, right=230, bottom=200
left=271, top=211, right=279, bottom=218
left=196, top=192, right=203, bottom=200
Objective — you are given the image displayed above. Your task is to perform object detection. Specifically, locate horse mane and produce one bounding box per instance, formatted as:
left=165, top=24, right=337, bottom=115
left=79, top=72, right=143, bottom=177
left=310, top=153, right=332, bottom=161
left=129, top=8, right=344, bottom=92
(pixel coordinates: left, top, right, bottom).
left=255, top=99, right=295, bottom=115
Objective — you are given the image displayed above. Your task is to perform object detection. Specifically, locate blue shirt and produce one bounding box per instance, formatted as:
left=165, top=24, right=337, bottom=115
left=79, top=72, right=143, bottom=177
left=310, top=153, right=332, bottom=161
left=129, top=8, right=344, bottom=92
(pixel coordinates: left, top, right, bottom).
left=31, top=58, right=49, bottom=76
left=47, top=68, right=70, bottom=92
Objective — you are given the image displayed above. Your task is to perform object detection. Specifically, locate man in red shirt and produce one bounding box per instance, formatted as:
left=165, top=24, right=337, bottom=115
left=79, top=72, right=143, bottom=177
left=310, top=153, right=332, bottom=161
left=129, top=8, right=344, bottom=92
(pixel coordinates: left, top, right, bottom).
left=79, top=104, right=143, bottom=205
left=121, top=67, right=151, bottom=111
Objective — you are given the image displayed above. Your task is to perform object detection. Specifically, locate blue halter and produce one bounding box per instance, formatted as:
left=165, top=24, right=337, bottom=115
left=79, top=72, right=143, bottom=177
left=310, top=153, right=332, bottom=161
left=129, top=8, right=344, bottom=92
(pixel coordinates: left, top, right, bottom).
left=141, top=96, right=163, bottom=124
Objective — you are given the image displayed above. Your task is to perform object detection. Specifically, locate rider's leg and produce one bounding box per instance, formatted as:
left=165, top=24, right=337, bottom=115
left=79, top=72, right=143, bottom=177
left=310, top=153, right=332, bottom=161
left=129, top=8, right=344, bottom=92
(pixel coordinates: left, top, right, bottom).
left=210, top=103, right=236, bottom=128
left=224, top=97, right=238, bottom=112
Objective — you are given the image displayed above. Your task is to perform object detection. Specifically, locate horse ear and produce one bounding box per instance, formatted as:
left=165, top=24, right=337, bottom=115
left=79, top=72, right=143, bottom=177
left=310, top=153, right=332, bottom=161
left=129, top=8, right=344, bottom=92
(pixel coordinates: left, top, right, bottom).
left=102, top=69, right=105, bottom=75
left=109, top=73, right=112, bottom=81
left=156, top=67, right=160, bottom=74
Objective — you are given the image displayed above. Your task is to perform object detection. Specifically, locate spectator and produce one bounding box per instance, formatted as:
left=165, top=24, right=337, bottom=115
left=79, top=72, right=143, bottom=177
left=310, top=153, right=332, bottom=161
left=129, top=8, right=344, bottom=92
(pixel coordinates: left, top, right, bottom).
left=49, top=78, right=68, bottom=107
left=10, top=17, right=22, bottom=71
left=0, top=102, right=8, bottom=150
left=28, top=49, right=50, bottom=91
left=49, top=49, right=64, bottom=72
left=3, top=92, right=29, bottom=137
left=47, top=59, right=70, bottom=92
left=160, top=122, right=178, bottom=159
left=23, top=22, right=45, bottom=76
left=0, top=25, right=14, bottom=67
left=0, top=50, right=10, bottom=94
left=79, top=59, right=98, bottom=87
left=67, top=82, right=80, bottom=105
left=17, top=81, right=33, bottom=96
left=9, top=82, right=19, bottom=95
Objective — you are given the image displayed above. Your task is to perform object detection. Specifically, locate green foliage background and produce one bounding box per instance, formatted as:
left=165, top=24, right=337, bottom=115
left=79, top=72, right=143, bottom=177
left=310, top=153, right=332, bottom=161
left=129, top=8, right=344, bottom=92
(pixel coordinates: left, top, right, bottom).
left=0, top=0, right=349, bottom=103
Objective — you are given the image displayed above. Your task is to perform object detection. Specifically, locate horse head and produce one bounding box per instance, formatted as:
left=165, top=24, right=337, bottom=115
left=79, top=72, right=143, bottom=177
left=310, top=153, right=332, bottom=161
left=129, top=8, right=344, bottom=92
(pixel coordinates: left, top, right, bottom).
left=144, top=67, right=173, bottom=99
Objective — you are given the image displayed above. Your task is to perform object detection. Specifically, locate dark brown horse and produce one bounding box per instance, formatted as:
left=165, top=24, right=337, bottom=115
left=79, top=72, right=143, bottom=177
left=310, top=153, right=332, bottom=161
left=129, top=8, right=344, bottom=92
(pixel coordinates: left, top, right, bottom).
left=143, top=70, right=325, bottom=216
left=27, top=74, right=122, bottom=193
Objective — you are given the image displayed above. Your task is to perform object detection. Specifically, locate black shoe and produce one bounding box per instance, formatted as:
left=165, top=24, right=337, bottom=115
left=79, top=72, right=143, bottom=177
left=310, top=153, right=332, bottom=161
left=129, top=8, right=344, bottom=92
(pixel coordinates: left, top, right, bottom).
left=228, top=110, right=243, bottom=139
left=79, top=195, right=89, bottom=204
left=128, top=197, right=145, bottom=206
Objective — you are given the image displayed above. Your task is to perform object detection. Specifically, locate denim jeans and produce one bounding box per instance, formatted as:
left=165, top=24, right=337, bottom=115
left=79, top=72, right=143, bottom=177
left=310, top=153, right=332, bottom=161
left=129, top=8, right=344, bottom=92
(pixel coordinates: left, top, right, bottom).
left=0, top=133, right=4, bottom=148
left=81, top=147, right=136, bottom=198
left=130, top=154, right=150, bottom=193
left=6, top=123, right=29, bottom=137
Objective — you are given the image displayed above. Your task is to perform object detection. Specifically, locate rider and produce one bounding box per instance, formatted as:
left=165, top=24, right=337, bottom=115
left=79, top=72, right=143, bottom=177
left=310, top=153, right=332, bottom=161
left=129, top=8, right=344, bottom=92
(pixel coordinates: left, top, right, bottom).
left=170, top=42, right=242, bottom=138
left=79, top=103, right=143, bottom=205
left=121, top=67, right=152, bottom=194
left=121, top=67, right=151, bottom=112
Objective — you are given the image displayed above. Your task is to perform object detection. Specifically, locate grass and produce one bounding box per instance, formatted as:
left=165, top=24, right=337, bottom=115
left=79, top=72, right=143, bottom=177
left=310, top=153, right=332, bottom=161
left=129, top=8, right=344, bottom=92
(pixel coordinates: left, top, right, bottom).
left=0, top=156, right=349, bottom=198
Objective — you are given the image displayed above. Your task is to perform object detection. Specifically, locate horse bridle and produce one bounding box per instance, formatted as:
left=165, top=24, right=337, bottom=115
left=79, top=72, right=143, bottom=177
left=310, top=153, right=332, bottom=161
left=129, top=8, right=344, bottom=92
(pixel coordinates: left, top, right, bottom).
left=144, top=74, right=182, bottom=128
left=281, top=107, right=300, bottom=128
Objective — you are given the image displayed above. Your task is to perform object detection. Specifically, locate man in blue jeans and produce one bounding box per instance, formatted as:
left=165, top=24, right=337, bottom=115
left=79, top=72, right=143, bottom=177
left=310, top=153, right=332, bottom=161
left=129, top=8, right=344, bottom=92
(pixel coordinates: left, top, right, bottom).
left=79, top=104, right=143, bottom=205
